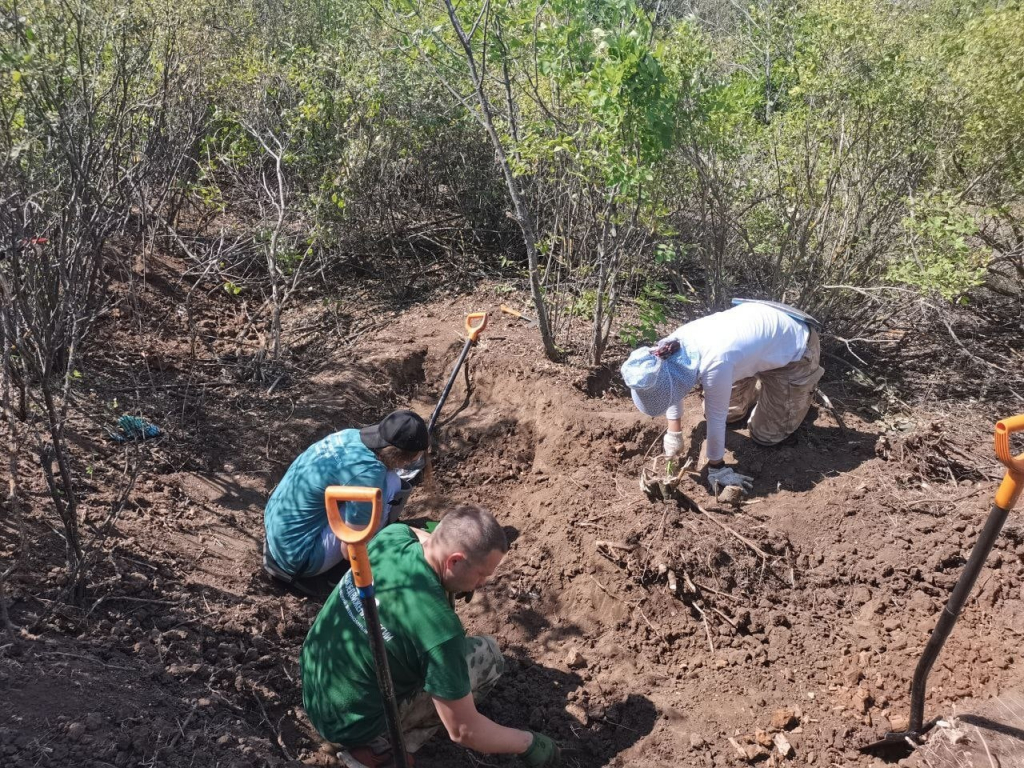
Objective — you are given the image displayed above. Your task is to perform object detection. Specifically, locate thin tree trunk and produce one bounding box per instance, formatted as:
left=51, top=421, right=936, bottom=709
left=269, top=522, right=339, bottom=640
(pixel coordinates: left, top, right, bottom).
left=592, top=222, right=609, bottom=366
left=0, top=339, right=23, bottom=634
left=441, top=0, right=559, bottom=360
left=40, top=382, right=85, bottom=603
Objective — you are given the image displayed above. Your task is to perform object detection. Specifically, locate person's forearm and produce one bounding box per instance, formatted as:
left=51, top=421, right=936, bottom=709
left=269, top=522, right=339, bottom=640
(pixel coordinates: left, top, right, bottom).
left=701, top=366, right=732, bottom=466
left=452, top=715, right=532, bottom=755
left=704, top=417, right=727, bottom=465
left=666, top=398, right=683, bottom=428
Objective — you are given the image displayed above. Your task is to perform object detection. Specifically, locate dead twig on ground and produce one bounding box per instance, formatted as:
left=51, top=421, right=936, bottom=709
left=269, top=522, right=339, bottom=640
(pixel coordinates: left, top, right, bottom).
left=676, top=572, right=715, bottom=644
left=905, top=487, right=985, bottom=508
left=166, top=703, right=198, bottom=750
left=465, top=753, right=501, bottom=768
left=249, top=684, right=294, bottom=762
left=634, top=605, right=667, bottom=644
left=35, top=651, right=136, bottom=671
left=205, top=686, right=244, bottom=713
left=587, top=574, right=634, bottom=605
left=972, top=725, right=998, bottom=768
left=595, top=540, right=635, bottom=552
left=87, top=595, right=178, bottom=617
left=690, top=600, right=715, bottom=654
left=693, top=581, right=741, bottom=602
left=696, top=504, right=772, bottom=561
left=709, top=606, right=739, bottom=629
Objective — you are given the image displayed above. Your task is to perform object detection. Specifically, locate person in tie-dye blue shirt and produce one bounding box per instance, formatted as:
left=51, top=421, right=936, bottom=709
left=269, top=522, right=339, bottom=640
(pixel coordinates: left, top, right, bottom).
left=263, top=410, right=429, bottom=578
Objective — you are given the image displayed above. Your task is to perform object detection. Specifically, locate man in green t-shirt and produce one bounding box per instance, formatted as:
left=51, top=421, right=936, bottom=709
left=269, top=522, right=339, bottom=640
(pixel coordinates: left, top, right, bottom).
left=301, top=505, right=561, bottom=768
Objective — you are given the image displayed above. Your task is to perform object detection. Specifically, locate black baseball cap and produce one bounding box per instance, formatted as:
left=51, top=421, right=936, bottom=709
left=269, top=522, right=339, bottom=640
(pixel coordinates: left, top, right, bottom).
left=360, top=410, right=429, bottom=453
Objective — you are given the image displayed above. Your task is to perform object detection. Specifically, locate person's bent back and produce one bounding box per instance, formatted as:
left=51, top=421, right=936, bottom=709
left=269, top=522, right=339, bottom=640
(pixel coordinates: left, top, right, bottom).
left=264, top=410, right=428, bottom=580
left=301, top=505, right=561, bottom=768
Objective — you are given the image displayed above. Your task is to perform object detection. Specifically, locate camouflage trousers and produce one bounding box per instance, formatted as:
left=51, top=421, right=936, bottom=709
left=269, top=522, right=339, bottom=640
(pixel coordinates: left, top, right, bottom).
left=728, top=330, right=825, bottom=445
left=356, top=635, right=505, bottom=755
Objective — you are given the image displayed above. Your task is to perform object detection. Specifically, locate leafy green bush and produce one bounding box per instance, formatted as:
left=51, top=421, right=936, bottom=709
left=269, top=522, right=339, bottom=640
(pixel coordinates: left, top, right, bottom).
left=889, top=193, right=989, bottom=301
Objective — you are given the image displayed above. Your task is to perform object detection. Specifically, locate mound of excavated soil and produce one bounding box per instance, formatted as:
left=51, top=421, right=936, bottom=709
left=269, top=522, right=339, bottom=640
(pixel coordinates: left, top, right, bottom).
left=1, top=257, right=1022, bottom=768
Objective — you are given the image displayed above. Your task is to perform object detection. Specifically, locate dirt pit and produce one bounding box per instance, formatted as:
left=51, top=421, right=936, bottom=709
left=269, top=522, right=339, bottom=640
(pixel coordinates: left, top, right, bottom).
left=2, top=258, right=1023, bottom=768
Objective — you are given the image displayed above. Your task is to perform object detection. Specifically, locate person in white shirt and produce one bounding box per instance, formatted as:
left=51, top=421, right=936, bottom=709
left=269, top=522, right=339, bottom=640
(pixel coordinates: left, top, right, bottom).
left=620, top=301, right=825, bottom=494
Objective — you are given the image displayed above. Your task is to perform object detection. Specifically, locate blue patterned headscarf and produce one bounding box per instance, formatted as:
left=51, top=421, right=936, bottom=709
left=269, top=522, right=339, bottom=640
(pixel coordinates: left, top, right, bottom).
left=620, top=342, right=700, bottom=417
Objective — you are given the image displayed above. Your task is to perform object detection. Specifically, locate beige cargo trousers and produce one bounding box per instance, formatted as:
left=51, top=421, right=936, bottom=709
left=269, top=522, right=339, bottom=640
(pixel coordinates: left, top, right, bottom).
left=334, top=635, right=504, bottom=767
left=726, top=330, right=825, bottom=444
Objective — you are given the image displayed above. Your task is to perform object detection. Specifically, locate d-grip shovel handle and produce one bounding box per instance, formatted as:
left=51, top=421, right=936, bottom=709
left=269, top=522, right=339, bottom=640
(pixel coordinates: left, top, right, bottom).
left=325, top=485, right=382, bottom=589
left=465, top=311, right=487, bottom=343
left=995, top=415, right=1024, bottom=511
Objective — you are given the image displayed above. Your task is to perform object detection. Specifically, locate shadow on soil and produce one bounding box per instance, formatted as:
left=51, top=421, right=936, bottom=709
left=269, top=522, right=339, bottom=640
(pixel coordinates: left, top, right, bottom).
left=3, top=537, right=319, bottom=768
left=677, top=405, right=877, bottom=497
left=417, top=655, right=658, bottom=768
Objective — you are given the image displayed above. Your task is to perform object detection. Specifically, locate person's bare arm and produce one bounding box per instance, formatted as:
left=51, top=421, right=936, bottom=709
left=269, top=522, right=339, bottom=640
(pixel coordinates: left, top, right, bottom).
left=432, top=693, right=533, bottom=755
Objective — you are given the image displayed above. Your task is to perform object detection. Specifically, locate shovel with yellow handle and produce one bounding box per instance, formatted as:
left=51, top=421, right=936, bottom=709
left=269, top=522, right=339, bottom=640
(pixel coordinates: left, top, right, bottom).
left=325, top=485, right=409, bottom=768
left=861, top=414, right=1024, bottom=755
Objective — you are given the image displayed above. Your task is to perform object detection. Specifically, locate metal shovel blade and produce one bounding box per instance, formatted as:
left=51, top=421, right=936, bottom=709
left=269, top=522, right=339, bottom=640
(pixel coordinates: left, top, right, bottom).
left=500, top=303, right=537, bottom=327
left=399, top=312, right=488, bottom=487
left=858, top=721, right=935, bottom=758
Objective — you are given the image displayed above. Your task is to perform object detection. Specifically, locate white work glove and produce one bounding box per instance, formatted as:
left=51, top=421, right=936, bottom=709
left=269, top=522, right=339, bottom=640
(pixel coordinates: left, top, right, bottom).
left=663, top=431, right=684, bottom=457
left=707, top=465, right=754, bottom=495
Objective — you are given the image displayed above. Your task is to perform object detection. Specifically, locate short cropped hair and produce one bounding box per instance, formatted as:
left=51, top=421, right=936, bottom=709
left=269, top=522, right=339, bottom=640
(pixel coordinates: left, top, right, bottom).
left=433, top=504, right=508, bottom=562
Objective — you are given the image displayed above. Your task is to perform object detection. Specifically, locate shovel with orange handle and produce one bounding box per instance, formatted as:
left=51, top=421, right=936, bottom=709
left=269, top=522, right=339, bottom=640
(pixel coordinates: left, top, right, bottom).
left=398, top=312, right=487, bottom=489
left=861, top=414, right=1024, bottom=756
left=325, top=485, right=409, bottom=768
left=499, top=304, right=537, bottom=328
left=427, top=311, right=487, bottom=433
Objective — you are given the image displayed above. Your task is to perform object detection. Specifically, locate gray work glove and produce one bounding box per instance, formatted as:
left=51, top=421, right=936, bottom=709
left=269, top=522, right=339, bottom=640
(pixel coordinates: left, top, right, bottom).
left=663, top=431, right=684, bottom=457
left=707, top=465, right=753, bottom=495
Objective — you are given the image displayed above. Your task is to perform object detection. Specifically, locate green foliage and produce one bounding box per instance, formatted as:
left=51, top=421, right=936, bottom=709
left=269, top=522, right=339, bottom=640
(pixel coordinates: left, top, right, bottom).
left=618, top=280, right=689, bottom=347
left=889, top=192, right=989, bottom=301
left=4, top=0, right=1020, bottom=372
left=945, top=3, right=1024, bottom=196
left=498, top=0, right=683, bottom=205
left=569, top=290, right=597, bottom=319
left=531, top=0, right=677, bottom=184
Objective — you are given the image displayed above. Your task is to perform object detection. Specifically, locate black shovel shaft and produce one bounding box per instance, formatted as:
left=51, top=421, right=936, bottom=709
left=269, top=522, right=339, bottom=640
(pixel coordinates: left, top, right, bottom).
left=908, top=501, right=1010, bottom=733
left=361, top=593, right=408, bottom=768
left=428, top=337, right=474, bottom=433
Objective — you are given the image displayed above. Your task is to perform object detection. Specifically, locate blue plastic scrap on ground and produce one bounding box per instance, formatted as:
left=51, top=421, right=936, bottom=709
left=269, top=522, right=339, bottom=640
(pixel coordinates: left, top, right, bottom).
left=109, top=415, right=162, bottom=443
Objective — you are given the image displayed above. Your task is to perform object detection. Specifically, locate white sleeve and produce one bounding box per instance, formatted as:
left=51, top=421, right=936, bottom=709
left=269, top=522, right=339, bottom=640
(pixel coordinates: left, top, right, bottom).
left=665, top=400, right=684, bottom=421
left=664, top=325, right=688, bottom=342
left=702, top=362, right=734, bottom=462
